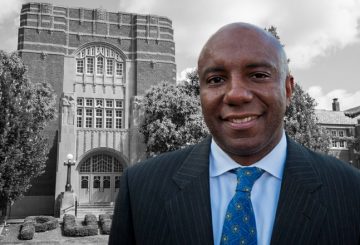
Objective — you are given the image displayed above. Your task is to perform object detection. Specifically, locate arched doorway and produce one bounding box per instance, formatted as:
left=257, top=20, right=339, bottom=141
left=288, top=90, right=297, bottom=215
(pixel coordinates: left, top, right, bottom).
left=78, top=152, right=124, bottom=204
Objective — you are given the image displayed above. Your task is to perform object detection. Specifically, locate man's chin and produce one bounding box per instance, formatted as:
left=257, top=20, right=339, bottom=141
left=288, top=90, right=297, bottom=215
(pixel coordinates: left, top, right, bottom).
left=216, top=138, right=263, bottom=156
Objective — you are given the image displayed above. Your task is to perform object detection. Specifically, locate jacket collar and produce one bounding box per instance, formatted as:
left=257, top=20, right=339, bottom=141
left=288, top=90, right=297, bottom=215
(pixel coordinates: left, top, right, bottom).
left=270, top=136, right=326, bottom=244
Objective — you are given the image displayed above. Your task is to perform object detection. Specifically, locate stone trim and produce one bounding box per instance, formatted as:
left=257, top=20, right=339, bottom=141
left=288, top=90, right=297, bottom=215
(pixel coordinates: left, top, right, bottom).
left=20, top=41, right=176, bottom=57
left=20, top=12, right=173, bottom=29
left=22, top=3, right=172, bottom=24
left=18, top=49, right=176, bottom=65
left=18, top=26, right=175, bottom=42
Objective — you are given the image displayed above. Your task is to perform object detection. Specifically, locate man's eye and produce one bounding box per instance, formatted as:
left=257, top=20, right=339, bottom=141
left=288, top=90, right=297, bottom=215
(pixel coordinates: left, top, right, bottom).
left=250, top=73, right=270, bottom=79
left=207, top=77, right=224, bottom=84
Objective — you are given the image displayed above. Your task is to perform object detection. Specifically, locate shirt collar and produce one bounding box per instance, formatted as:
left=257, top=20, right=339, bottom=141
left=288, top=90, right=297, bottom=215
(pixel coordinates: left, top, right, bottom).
left=209, top=131, right=287, bottom=180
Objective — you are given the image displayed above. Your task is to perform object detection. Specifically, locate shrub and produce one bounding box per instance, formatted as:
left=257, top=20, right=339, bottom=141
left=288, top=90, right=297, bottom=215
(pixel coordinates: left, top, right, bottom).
left=63, top=214, right=98, bottom=237
left=84, top=214, right=97, bottom=226
left=24, top=216, right=58, bottom=232
left=19, top=215, right=58, bottom=240
left=99, top=214, right=112, bottom=235
left=19, top=221, right=35, bottom=240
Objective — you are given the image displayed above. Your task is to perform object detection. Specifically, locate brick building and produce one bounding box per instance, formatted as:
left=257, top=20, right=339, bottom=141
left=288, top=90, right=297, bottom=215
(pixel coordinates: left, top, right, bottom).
left=10, top=2, right=176, bottom=218
left=315, top=99, right=360, bottom=168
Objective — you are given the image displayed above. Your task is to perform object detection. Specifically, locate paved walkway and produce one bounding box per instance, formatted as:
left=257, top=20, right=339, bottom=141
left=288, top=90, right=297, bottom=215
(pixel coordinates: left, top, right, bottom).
left=0, top=223, right=109, bottom=244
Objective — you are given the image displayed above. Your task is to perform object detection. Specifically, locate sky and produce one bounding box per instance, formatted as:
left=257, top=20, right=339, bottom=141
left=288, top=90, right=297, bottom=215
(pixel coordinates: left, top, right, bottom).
left=1, top=0, right=359, bottom=111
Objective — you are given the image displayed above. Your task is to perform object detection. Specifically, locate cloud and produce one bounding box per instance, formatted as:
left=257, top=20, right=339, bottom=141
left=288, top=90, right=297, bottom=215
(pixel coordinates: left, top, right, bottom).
left=119, top=0, right=360, bottom=72
left=0, top=0, right=23, bottom=25
left=307, top=86, right=360, bottom=111
left=282, top=0, right=360, bottom=69
left=176, top=67, right=196, bottom=82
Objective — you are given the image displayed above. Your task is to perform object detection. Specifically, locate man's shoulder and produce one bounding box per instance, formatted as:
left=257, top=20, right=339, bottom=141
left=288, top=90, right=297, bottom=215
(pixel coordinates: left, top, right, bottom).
left=289, top=138, right=360, bottom=184
left=127, top=137, right=211, bottom=176
left=129, top=145, right=196, bottom=174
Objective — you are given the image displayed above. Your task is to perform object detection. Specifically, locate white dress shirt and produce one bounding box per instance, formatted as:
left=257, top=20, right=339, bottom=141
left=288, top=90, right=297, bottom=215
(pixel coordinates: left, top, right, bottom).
left=209, top=131, right=287, bottom=245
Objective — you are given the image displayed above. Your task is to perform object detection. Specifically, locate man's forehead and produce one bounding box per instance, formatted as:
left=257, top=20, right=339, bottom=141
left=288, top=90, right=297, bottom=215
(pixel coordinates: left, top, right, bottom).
left=202, top=25, right=277, bottom=54
left=199, top=29, right=279, bottom=67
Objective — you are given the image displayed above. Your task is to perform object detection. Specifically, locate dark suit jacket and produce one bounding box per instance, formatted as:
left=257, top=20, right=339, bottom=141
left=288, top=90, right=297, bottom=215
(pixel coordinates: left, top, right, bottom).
left=109, top=136, right=360, bottom=245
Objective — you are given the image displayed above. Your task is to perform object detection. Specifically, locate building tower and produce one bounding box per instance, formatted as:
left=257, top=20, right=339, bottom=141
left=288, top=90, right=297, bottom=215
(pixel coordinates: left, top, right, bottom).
left=13, top=2, right=175, bottom=217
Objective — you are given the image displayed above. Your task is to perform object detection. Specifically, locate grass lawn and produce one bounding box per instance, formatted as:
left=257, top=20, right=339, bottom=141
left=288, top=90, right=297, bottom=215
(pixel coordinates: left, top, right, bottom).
left=0, top=223, right=109, bottom=244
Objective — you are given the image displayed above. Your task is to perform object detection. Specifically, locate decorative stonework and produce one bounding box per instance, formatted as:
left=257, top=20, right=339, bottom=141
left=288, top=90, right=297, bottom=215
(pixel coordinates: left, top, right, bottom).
left=40, top=52, right=48, bottom=60
left=117, top=12, right=122, bottom=28
left=95, top=8, right=107, bottom=21
left=150, top=60, right=156, bottom=68
left=62, top=93, right=75, bottom=125
left=79, top=8, right=84, bottom=24
left=76, top=44, right=124, bottom=62
left=131, top=96, right=144, bottom=127
left=41, top=3, right=53, bottom=14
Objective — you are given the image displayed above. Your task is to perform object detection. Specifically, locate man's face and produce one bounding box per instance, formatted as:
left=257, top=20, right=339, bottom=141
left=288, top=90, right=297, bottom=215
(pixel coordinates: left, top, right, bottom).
left=198, top=25, right=293, bottom=165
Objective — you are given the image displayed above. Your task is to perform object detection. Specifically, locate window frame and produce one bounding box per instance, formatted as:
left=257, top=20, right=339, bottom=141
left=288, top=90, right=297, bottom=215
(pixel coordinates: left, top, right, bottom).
left=76, top=97, right=124, bottom=129
left=76, top=59, right=84, bottom=74
left=86, top=57, right=94, bottom=74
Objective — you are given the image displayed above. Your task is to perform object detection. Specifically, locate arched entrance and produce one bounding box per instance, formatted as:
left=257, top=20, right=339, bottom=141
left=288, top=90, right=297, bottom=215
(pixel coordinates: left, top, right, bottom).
left=78, top=152, right=125, bottom=204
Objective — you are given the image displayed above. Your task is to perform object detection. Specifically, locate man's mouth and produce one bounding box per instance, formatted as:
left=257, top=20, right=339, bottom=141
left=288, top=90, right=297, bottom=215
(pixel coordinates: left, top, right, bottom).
left=222, top=114, right=260, bottom=130
left=228, top=116, right=258, bottom=124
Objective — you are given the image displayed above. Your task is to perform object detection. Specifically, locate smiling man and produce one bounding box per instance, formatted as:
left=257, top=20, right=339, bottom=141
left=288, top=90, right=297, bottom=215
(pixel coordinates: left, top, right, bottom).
left=198, top=23, right=292, bottom=166
left=109, top=23, right=360, bottom=245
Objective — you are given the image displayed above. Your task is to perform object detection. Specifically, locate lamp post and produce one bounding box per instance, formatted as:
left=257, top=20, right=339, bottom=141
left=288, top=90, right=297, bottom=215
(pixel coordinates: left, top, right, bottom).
left=64, top=153, right=76, bottom=192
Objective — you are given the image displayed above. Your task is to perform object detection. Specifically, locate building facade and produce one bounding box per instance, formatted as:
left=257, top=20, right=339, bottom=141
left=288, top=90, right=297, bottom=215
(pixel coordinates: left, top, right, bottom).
left=315, top=99, right=360, bottom=168
left=11, top=2, right=176, bottom=218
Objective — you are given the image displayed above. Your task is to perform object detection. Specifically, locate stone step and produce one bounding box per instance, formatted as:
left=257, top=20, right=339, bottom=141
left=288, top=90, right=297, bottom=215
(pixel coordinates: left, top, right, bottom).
left=64, top=205, right=114, bottom=219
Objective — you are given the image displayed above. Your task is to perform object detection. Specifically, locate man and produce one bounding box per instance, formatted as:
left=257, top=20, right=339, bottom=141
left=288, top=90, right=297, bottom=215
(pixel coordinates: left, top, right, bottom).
left=109, top=23, right=360, bottom=245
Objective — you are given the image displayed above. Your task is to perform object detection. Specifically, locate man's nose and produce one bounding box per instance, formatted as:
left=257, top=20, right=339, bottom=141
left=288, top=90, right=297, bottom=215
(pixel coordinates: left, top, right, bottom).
left=223, top=77, right=253, bottom=106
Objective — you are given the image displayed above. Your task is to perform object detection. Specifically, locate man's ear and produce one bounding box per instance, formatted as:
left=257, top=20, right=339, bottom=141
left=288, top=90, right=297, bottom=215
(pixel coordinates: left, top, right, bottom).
left=285, top=75, right=294, bottom=107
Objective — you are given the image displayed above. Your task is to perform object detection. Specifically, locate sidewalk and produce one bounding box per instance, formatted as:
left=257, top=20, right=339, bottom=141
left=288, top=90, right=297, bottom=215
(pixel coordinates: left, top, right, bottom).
left=0, top=220, right=109, bottom=244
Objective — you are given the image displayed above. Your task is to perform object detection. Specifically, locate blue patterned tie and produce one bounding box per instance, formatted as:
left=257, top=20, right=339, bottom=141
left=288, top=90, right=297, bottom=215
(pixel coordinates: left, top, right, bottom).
left=220, top=167, right=264, bottom=245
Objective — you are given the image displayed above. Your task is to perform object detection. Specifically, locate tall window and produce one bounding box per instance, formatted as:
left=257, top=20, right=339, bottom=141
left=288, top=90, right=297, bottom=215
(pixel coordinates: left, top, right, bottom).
left=106, top=59, right=113, bottom=75
left=338, top=130, right=344, bottom=137
left=77, top=59, right=84, bottom=73
left=76, top=45, right=124, bottom=77
left=97, top=56, right=104, bottom=75
left=116, top=62, right=123, bottom=76
left=85, top=109, right=93, bottom=128
left=95, top=109, right=103, bottom=128
left=77, top=108, right=83, bottom=127
left=115, top=110, right=122, bottom=129
left=86, top=57, right=94, bottom=74
left=77, top=98, right=124, bottom=129
left=106, top=110, right=113, bottom=128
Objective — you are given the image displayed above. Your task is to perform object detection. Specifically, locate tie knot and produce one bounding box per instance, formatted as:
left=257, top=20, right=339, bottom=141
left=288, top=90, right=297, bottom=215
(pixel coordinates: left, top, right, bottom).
left=234, top=167, right=264, bottom=192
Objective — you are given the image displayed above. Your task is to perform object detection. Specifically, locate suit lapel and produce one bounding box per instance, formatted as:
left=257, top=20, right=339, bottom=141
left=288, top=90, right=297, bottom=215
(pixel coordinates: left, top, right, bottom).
left=271, top=137, right=327, bottom=245
left=165, top=137, right=214, bottom=245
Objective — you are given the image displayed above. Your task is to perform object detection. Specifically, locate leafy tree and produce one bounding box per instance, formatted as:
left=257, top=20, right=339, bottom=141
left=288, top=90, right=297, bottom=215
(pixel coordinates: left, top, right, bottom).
left=265, top=26, right=330, bottom=152
left=284, top=83, right=331, bottom=152
left=354, top=136, right=360, bottom=165
left=140, top=78, right=207, bottom=157
left=0, top=51, right=56, bottom=221
left=265, top=26, right=281, bottom=41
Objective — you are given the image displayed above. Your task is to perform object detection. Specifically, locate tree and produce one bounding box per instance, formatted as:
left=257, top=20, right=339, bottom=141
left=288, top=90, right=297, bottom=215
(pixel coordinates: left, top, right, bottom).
left=284, top=83, right=331, bottom=153
left=140, top=79, right=208, bottom=157
left=265, top=26, right=330, bottom=152
left=0, top=51, right=56, bottom=221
